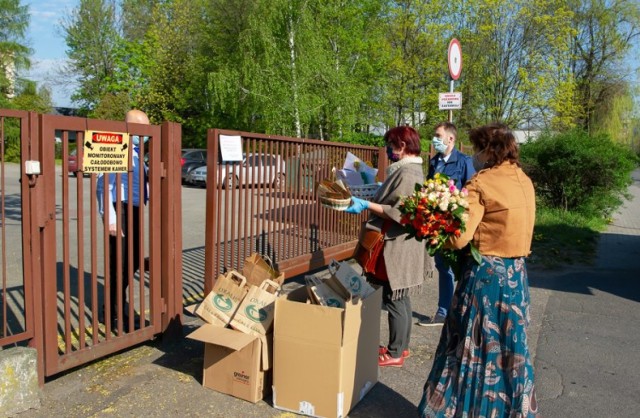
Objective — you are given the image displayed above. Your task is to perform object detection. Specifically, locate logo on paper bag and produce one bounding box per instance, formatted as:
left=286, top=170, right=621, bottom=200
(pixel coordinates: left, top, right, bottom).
left=245, top=304, right=268, bottom=322
left=327, top=298, right=342, bottom=308
left=213, top=294, right=233, bottom=312
left=349, top=276, right=362, bottom=292
left=233, top=370, right=251, bottom=385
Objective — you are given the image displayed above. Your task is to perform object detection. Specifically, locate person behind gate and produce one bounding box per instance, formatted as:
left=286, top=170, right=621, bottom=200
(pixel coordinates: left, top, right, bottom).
left=345, top=126, right=434, bottom=368
left=96, top=109, right=150, bottom=332
left=418, top=122, right=475, bottom=327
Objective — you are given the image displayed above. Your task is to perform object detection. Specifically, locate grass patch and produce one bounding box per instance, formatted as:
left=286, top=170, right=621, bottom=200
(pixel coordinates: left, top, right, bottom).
left=528, top=207, right=609, bottom=269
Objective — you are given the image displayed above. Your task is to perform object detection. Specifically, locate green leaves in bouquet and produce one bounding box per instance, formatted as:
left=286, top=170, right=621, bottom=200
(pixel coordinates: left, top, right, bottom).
left=440, top=243, right=482, bottom=282
left=469, top=242, right=482, bottom=265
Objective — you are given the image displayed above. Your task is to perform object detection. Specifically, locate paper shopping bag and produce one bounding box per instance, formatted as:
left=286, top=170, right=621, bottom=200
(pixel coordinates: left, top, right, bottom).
left=327, top=259, right=376, bottom=301
left=242, top=253, right=285, bottom=287
left=196, top=270, right=248, bottom=326
left=230, top=279, right=281, bottom=337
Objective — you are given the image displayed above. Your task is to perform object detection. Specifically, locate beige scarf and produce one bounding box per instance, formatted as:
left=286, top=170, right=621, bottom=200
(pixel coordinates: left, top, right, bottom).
left=386, top=156, right=423, bottom=177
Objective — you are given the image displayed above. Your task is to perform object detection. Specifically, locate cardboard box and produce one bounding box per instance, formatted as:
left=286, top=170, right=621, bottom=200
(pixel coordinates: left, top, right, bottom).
left=272, top=285, right=382, bottom=418
left=187, top=324, right=272, bottom=403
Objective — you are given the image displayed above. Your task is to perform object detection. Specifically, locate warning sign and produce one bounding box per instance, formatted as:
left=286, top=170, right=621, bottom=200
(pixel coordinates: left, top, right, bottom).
left=438, top=92, right=463, bottom=110
left=82, top=131, right=130, bottom=173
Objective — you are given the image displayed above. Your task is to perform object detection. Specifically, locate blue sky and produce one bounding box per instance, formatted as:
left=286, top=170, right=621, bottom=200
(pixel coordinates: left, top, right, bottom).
left=24, top=0, right=77, bottom=107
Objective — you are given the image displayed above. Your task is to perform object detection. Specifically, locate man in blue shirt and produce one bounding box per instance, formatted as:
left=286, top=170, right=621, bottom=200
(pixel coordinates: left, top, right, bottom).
left=96, top=109, right=149, bottom=332
left=418, top=122, right=475, bottom=326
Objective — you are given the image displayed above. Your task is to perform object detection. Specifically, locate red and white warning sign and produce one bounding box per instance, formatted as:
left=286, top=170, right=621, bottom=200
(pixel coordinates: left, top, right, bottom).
left=82, top=131, right=131, bottom=173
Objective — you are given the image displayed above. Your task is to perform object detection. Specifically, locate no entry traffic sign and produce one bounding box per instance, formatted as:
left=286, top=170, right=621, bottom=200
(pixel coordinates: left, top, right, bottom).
left=448, top=39, right=462, bottom=80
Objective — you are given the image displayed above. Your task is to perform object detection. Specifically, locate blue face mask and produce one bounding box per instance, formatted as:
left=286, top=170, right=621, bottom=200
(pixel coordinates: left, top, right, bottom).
left=432, top=137, right=448, bottom=154
left=386, top=145, right=401, bottom=162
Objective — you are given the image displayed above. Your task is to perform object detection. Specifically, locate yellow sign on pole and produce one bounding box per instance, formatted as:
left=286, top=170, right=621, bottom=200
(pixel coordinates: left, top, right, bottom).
left=82, top=131, right=130, bottom=173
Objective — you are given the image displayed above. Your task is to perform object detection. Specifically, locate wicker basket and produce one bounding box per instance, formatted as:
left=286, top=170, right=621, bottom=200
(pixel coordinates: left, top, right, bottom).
left=319, top=196, right=352, bottom=211
left=348, top=183, right=380, bottom=200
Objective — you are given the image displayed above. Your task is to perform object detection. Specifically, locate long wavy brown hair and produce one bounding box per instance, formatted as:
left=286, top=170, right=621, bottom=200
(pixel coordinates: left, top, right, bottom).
left=468, top=123, right=520, bottom=168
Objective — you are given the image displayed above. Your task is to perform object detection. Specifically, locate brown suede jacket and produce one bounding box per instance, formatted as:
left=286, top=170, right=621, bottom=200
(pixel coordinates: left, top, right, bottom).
left=450, top=161, right=536, bottom=258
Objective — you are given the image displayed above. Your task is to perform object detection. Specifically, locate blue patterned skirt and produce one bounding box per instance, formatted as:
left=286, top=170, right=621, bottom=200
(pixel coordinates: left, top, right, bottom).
left=418, top=255, right=539, bottom=417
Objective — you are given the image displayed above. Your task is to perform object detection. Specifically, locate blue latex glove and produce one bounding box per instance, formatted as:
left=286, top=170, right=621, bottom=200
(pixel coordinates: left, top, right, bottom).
left=345, top=196, right=370, bottom=214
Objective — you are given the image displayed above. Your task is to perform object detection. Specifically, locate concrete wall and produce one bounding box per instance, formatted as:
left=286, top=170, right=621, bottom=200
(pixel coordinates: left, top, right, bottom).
left=0, top=347, right=40, bottom=416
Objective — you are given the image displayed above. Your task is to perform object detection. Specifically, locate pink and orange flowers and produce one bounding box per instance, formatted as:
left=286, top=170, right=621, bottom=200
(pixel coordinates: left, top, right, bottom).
left=399, top=173, right=475, bottom=274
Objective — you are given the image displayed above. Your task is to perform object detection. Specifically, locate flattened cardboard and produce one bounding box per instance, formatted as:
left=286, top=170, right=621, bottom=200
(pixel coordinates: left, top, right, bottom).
left=187, top=324, right=272, bottom=403
left=272, top=285, right=382, bottom=418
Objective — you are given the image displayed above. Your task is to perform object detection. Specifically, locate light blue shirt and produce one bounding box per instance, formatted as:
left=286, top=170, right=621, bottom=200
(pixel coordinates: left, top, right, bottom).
left=96, top=144, right=148, bottom=225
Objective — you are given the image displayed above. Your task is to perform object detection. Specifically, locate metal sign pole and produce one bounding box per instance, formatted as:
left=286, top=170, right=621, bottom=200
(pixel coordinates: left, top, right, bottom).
left=448, top=79, right=455, bottom=122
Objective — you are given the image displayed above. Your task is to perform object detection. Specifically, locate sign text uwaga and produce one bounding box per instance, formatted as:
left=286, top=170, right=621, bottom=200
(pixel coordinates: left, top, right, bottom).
left=82, top=131, right=130, bottom=173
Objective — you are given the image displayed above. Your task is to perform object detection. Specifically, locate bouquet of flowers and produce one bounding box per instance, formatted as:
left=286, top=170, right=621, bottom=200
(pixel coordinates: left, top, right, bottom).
left=398, top=173, right=479, bottom=279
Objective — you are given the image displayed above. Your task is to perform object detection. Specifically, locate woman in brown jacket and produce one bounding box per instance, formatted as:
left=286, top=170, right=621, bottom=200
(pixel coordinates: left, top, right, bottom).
left=346, top=126, right=431, bottom=368
left=418, top=123, right=539, bottom=417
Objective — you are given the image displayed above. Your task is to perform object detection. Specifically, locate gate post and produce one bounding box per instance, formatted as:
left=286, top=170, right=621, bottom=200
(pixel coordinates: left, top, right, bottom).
left=160, top=121, right=183, bottom=339
left=25, top=111, right=46, bottom=386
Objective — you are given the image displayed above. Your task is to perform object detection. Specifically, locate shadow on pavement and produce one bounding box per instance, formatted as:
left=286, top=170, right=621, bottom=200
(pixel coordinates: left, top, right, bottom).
left=529, top=232, right=640, bottom=304
left=349, top=383, right=419, bottom=417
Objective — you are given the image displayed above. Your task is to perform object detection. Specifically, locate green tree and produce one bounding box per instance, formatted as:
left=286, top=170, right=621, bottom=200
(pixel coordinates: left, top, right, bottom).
left=0, top=0, right=31, bottom=104
left=300, top=0, right=388, bottom=139
left=593, top=82, right=636, bottom=145
left=121, top=0, right=156, bottom=42
left=567, top=0, right=640, bottom=133
left=384, top=0, right=447, bottom=129
left=207, top=0, right=390, bottom=139
left=11, top=79, right=53, bottom=112
left=456, top=0, right=574, bottom=129
left=142, top=0, right=212, bottom=144
left=61, top=0, right=120, bottom=111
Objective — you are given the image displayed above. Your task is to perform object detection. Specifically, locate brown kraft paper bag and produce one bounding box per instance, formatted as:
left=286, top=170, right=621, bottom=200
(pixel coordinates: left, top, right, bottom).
left=242, top=253, right=285, bottom=287
left=230, top=279, right=281, bottom=337
left=195, top=270, right=248, bottom=326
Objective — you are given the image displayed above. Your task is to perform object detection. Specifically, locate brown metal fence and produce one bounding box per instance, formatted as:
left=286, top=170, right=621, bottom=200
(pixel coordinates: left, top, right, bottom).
left=0, top=109, right=38, bottom=351
left=0, top=110, right=183, bottom=383
left=203, top=129, right=388, bottom=293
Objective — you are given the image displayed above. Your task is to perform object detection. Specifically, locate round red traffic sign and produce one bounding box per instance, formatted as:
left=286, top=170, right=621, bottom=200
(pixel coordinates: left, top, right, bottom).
left=448, top=39, right=462, bottom=80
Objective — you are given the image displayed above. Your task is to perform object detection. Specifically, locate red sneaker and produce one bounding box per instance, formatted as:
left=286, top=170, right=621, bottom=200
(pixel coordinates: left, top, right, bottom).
left=378, top=352, right=404, bottom=367
left=378, top=345, right=410, bottom=358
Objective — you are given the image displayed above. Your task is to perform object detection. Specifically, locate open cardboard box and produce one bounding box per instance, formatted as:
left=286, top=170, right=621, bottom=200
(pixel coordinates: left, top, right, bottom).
left=187, top=324, right=273, bottom=403
left=272, top=285, right=382, bottom=418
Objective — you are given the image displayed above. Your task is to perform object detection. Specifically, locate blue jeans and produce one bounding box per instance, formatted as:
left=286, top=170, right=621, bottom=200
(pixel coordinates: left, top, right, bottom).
left=434, top=253, right=455, bottom=317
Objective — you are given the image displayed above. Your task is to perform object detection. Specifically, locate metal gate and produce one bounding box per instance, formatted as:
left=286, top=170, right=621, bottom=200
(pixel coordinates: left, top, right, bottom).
left=0, top=110, right=39, bottom=355
left=202, top=129, right=386, bottom=293
left=0, top=110, right=183, bottom=382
